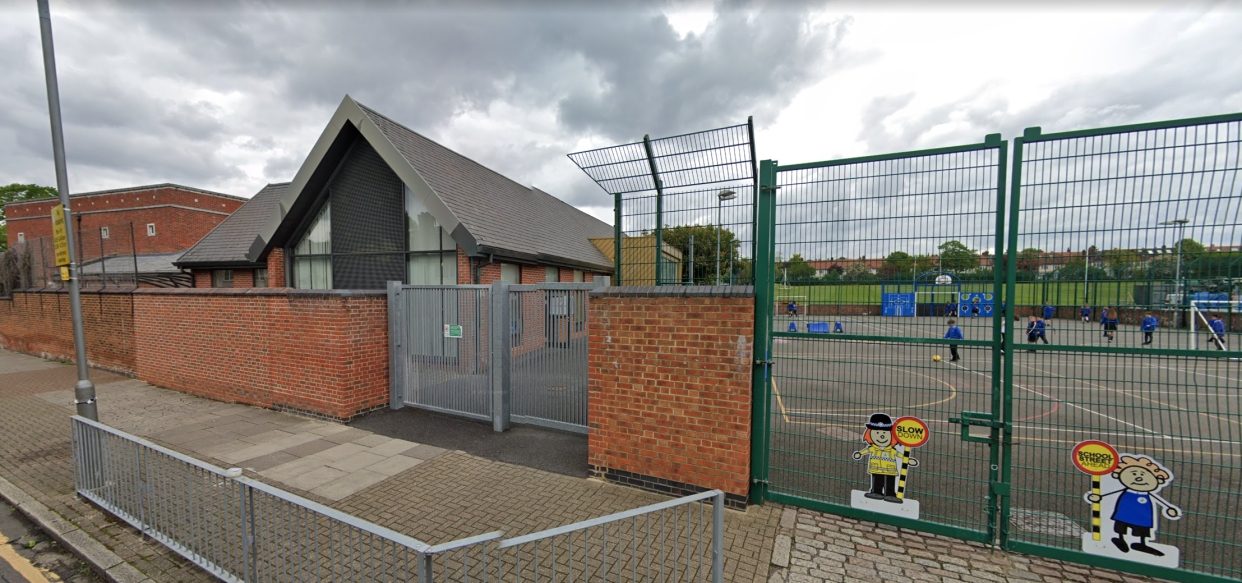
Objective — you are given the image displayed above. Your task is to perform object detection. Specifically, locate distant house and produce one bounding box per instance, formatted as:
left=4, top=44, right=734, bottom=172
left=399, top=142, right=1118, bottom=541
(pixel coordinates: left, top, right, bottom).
left=177, top=95, right=614, bottom=289
left=5, top=184, right=245, bottom=287
left=589, top=236, right=681, bottom=285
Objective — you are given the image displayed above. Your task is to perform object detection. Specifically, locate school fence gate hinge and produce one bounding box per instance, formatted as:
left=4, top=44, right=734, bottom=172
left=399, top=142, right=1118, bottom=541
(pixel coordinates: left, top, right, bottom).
left=754, top=359, right=773, bottom=366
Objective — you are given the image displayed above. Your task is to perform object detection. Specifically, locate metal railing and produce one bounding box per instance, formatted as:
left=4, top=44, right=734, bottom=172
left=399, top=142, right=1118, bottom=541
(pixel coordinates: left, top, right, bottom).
left=72, top=416, right=725, bottom=583
left=422, top=490, right=725, bottom=583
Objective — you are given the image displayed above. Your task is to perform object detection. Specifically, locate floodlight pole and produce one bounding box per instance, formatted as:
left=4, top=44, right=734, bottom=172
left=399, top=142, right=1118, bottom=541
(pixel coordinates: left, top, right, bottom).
left=38, top=0, right=97, bottom=421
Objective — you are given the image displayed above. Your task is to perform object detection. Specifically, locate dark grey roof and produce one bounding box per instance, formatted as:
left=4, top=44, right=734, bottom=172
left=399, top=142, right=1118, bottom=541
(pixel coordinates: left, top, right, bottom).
left=5, top=183, right=247, bottom=205
left=356, top=103, right=614, bottom=271
left=81, top=252, right=183, bottom=275
left=176, top=183, right=290, bottom=267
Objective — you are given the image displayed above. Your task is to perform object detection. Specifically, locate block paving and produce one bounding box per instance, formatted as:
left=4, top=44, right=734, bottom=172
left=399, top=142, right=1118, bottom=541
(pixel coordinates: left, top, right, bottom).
left=0, top=349, right=1178, bottom=583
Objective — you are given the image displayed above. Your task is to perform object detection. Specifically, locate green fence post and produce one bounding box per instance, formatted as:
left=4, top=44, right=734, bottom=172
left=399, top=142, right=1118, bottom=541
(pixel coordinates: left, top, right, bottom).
left=643, top=135, right=664, bottom=286
left=987, top=133, right=1008, bottom=546
left=750, top=159, right=777, bottom=505
left=1000, top=132, right=1029, bottom=549
left=614, top=191, right=622, bottom=285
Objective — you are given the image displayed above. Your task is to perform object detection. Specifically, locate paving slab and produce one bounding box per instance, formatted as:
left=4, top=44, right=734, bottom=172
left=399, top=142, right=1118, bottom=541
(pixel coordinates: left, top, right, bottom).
left=238, top=451, right=299, bottom=472
left=281, top=438, right=338, bottom=458
left=311, top=442, right=369, bottom=462
left=366, top=439, right=418, bottom=458
left=350, top=434, right=393, bottom=448
left=325, top=451, right=387, bottom=473
left=364, top=455, right=424, bottom=477
left=310, top=470, right=387, bottom=501
left=261, top=456, right=332, bottom=481
left=282, top=466, right=348, bottom=492
left=321, top=428, right=370, bottom=444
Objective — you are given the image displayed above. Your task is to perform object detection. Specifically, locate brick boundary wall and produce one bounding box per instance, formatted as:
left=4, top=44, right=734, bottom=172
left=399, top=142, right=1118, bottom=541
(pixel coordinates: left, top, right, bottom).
left=587, top=286, right=754, bottom=509
left=133, top=288, right=388, bottom=421
left=0, top=290, right=135, bottom=373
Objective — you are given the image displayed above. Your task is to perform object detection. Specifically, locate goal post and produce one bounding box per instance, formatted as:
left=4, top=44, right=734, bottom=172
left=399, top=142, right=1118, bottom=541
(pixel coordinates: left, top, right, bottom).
left=1190, top=300, right=1240, bottom=351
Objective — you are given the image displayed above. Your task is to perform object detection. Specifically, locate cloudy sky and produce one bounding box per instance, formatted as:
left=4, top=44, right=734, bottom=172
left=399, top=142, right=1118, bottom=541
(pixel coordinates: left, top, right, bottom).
left=2, top=0, right=1240, bottom=225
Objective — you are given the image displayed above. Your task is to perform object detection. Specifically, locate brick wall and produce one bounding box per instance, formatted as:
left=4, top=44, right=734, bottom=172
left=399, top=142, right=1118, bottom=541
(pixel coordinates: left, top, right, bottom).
left=6, top=186, right=243, bottom=253
left=0, top=291, right=135, bottom=373
left=133, top=289, right=388, bottom=420
left=587, top=286, right=754, bottom=508
left=267, top=249, right=287, bottom=288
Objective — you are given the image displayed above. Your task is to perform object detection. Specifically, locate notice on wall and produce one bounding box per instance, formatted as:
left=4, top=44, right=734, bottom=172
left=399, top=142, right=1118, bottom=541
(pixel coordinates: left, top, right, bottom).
left=51, top=204, right=70, bottom=267
left=444, top=324, right=463, bottom=339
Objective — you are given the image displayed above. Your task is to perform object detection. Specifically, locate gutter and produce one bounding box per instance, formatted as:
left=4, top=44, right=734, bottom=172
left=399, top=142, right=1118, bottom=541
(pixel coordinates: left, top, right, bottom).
left=472, top=253, right=495, bottom=284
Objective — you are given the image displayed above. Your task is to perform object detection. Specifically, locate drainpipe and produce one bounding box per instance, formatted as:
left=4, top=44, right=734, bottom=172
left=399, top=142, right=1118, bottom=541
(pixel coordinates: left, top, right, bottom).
left=473, top=253, right=495, bottom=284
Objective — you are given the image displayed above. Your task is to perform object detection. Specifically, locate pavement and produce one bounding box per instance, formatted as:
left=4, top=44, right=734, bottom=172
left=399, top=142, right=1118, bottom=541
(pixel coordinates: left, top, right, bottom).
left=0, top=348, right=1176, bottom=583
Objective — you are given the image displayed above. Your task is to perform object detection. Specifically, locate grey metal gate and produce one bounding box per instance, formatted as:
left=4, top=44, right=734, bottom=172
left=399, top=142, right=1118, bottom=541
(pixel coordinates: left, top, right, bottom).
left=388, top=281, right=595, bottom=433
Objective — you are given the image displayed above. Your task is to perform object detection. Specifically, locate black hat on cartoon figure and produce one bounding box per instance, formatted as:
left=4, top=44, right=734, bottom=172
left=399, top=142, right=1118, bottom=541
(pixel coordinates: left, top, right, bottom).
left=866, top=413, right=893, bottom=430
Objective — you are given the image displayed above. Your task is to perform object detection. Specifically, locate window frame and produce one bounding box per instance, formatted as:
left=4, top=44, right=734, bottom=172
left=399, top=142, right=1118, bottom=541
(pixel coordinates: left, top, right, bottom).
left=101, top=227, right=110, bottom=240
left=146, top=223, right=156, bottom=237
left=254, top=268, right=268, bottom=288
left=16, top=233, right=24, bottom=243
left=212, top=269, right=233, bottom=288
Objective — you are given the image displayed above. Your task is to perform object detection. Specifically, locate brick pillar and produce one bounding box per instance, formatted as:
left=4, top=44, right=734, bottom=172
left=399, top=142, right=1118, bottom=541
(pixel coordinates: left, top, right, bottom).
left=588, top=286, right=754, bottom=509
left=267, top=248, right=287, bottom=287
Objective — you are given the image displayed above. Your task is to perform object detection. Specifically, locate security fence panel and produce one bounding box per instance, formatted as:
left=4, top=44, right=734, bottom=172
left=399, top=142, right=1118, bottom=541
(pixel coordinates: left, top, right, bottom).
left=1004, top=114, right=1242, bottom=583
left=569, top=120, right=758, bottom=287
left=509, top=283, right=593, bottom=433
left=754, top=136, right=1009, bottom=544
left=391, top=284, right=493, bottom=421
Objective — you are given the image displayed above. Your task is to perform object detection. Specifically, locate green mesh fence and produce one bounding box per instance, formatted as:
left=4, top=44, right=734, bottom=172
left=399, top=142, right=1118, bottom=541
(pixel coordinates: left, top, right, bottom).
left=758, top=137, right=1009, bottom=542
left=1003, top=114, right=1242, bottom=583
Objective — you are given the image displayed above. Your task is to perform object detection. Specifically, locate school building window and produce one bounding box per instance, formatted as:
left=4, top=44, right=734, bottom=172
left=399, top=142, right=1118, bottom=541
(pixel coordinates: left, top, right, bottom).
left=101, top=227, right=110, bottom=239
left=146, top=223, right=156, bottom=237
left=254, top=268, right=268, bottom=288
left=573, top=270, right=584, bottom=282
left=293, top=201, right=332, bottom=289
left=16, top=233, right=24, bottom=243
left=405, top=186, right=457, bottom=285
left=546, top=266, right=558, bottom=282
left=500, top=263, right=520, bottom=284
left=212, top=269, right=233, bottom=288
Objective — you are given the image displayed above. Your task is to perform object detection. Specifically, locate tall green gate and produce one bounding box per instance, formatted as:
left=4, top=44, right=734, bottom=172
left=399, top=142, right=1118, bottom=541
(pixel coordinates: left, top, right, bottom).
left=753, top=137, right=1010, bottom=543
left=753, top=113, right=1242, bottom=583
left=1002, top=115, right=1242, bottom=583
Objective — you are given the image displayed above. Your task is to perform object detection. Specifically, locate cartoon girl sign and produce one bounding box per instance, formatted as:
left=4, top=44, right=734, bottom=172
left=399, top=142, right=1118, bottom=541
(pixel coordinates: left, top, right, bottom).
left=850, top=413, right=928, bottom=519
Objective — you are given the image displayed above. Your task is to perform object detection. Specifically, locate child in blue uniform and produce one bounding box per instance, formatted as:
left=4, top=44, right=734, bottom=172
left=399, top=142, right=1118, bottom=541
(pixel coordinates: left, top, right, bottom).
left=1141, top=312, right=1158, bottom=346
left=1035, top=317, right=1049, bottom=344
left=1081, top=305, right=1092, bottom=322
left=944, top=319, right=963, bottom=362
left=1026, top=316, right=1038, bottom=352
left=787, top=301, right=799, bottom=317
left=1101, top=307, right=1118, bottom=343
left=1209, top=314, right=1227, bottom=350
left=1042, top=302, right=1055, bottom=327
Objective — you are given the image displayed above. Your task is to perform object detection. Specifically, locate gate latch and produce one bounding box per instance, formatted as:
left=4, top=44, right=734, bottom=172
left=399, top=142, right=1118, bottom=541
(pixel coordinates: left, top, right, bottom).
left=754, top=359, right=773, bottom=366
left=948, top=411, right=1003, bottom=445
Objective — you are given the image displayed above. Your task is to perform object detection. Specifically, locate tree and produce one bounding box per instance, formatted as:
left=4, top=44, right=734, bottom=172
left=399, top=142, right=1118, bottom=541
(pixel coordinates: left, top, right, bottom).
left=1016, top=248, right=1044, bottom=273
left=0, top=184, right=57, bottom=252
left=660, top=224, right=739, bottom=284
left=780, top=253, right=817, bottom=282
left=913, top=255, right=937, bottom=276
left=842, top=262, right=877, bottom=282
left=881, top=251, right=915, bottom=280
left=938, top=240, right=979, bottom=272
left=1102, top=249, right=1139, bottom=276
left=1175, top=238, right=1205, bottom=255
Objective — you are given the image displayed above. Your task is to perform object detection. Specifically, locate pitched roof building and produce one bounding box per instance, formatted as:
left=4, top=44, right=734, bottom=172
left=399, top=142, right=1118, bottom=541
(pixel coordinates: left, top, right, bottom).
left=179, top=96, right=614, bottom=289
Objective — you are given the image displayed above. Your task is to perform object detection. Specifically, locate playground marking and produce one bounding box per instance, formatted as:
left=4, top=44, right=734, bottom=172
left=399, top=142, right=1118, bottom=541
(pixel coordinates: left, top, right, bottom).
left=771, top=364, right=958, bottom=417
left=1018, top=362, right=1242, bottom=430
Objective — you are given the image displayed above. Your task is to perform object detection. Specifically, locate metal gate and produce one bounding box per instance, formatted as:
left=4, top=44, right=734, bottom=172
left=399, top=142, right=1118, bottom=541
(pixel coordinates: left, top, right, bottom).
left=388, top=281, right=594, bottom=433
left=752, top=137, right=1010, bottom=543
left=1003, top=116, right=1242, bottom=583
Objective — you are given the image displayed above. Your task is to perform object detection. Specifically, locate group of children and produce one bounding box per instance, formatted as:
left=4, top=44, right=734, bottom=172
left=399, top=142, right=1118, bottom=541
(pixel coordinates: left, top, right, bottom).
left=940, top=304, right=1230, bottom=362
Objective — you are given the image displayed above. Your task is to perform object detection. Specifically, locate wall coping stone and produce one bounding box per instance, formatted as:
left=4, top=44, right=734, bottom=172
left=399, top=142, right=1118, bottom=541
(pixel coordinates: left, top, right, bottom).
left=130, top=288, right=387, bottom=298
left=589, top=285, right=754, bottom=298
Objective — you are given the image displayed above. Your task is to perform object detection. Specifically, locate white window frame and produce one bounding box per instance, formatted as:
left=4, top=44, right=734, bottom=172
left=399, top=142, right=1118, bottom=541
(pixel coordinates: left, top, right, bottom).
left=16, top=233, right=24, bottom=243
left=212, top=269, right=233, bottom=288
left=254, top=268, right=268, bottom=288
left=101, top=226, right=110, bottom=239
left=146, top=223, right=156, bottom=237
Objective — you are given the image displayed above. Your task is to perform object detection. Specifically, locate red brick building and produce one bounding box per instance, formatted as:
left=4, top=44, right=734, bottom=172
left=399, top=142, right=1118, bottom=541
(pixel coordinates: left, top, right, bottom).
left=5, top=184, right=244, bottom=253
left=178, top=95, right=613, bottom=288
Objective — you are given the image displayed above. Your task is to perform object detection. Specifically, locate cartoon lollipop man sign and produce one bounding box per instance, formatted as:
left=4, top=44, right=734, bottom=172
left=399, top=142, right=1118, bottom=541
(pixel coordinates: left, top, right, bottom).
left=1073, top=440, right=1182, bottom=568
left=850, top=413, right=929, bottom=519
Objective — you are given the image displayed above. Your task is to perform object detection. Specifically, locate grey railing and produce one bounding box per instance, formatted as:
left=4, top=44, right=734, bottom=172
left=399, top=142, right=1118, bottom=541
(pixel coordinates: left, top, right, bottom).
left=72, top=416, right=725, bottom=583
left=421, top=490, right=725, bottom=583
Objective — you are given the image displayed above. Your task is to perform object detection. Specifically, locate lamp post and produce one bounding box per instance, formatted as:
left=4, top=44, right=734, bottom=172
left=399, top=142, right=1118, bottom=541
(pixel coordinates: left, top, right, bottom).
left=716, top=189, right=736, bottom=285
left=1160, top=218, right=1190, bottom=327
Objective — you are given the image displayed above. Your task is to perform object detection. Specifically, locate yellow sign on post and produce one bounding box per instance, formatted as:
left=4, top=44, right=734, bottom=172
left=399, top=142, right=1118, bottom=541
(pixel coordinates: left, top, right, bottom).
left=51, top=204, right=71, bottom=267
